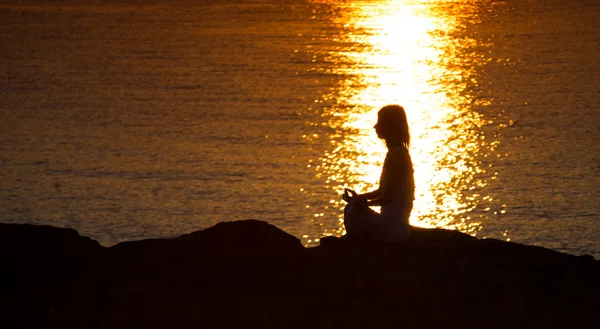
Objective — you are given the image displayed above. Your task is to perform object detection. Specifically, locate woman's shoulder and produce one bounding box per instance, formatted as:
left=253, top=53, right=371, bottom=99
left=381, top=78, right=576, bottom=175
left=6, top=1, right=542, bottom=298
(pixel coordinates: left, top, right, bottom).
left=385, top=146, right=413, bottom=166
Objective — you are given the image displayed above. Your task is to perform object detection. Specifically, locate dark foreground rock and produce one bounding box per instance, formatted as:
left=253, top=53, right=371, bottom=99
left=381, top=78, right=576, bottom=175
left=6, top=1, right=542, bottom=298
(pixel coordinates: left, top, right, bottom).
left=1, top=220, right=598, bottom=329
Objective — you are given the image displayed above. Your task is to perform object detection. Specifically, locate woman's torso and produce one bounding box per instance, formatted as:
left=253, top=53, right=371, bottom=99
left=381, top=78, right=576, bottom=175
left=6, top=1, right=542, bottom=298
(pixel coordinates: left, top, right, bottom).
left=379, top=146, right=415, bottom=219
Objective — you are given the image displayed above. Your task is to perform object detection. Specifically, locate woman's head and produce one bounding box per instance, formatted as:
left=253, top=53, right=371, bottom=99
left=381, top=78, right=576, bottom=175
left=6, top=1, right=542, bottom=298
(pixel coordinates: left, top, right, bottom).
left=374, top=105, right=410, bottom=148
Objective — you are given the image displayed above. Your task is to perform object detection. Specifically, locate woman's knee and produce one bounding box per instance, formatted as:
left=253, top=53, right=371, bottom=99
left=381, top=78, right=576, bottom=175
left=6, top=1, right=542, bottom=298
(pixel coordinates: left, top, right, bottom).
left=343, top=204, right=359, bottom=233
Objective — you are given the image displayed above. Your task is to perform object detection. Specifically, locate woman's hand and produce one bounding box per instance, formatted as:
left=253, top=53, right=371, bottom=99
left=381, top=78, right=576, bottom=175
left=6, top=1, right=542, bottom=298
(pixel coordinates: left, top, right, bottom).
left=342, top=188, right=358, bottom=203
left=352, top=195, right=368, bottom=209
left=343, top=189, right=369, bottom=209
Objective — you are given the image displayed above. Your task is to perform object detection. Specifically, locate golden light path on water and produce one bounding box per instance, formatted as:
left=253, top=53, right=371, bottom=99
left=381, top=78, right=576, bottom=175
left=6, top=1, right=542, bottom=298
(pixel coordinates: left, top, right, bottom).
left=306, top=0, right=502, bottom=244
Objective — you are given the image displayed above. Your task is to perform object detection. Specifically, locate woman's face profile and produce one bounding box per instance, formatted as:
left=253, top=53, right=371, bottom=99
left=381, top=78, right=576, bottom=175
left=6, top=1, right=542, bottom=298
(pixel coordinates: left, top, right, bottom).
left=374, top=114, right=386, bottom=139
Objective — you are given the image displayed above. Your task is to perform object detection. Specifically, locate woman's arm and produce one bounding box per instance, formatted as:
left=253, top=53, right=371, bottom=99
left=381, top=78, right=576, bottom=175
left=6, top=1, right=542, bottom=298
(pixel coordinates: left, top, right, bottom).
left=363, top=189, right=381, bottom=200
left=367, top=150, right=406, bottom=206
left=346, top=148, right=410, bottom=206
left=343, top=188, right=379, bottom=203
left=342, top=188, right=379, bottom=210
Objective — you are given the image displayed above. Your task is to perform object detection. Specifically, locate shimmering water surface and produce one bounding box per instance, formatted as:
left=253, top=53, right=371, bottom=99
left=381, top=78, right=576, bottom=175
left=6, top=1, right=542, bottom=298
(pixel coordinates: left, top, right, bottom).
left=1, top=0, right=598, bottom=258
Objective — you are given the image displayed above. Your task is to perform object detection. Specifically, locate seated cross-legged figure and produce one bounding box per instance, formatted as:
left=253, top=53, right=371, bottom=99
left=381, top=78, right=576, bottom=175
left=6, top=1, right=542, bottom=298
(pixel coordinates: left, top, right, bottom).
left=343, top=105, right=415, bottom=242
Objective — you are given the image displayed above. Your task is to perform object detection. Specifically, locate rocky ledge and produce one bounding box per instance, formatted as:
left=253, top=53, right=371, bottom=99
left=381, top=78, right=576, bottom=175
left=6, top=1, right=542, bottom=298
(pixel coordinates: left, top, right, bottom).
left=1, top=220, right=597, bottom=329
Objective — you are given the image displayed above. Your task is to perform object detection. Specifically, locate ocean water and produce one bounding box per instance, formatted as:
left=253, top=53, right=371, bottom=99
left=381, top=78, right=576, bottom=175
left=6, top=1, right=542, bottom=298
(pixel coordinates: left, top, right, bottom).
left=1, top=0, right=598, bottom=258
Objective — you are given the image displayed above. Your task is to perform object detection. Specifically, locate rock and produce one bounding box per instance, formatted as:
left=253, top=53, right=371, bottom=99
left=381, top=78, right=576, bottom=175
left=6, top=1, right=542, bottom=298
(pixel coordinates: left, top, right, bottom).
left=319, top=225, right=477, bottom=248
left=105, top=219, right=304, bottom=275
left=0, top=224, right=104, bottom=329
left=111, top=219, right=303, bottom=253
left=410, top=225, right=477, bottom=244
left=0, top=223, right=103, bottom=284
left=1, top=220, right=598, bottom=329
left=0, top=222, right=102, bottom=256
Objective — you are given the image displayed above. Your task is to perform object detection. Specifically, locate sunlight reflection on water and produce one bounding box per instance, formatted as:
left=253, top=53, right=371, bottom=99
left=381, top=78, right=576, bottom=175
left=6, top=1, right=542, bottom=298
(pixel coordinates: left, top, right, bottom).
left=304, top=0, right=505, bottom=244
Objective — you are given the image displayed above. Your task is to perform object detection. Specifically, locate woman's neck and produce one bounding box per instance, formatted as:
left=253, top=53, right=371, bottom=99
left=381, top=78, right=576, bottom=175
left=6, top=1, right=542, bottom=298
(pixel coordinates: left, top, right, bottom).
left=386, top=140, right=403, bottom=150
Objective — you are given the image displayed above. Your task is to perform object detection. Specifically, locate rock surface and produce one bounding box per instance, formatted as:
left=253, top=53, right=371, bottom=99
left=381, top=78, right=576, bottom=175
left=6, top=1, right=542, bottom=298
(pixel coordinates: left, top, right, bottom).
left=1, top=220, right=598, bottom=329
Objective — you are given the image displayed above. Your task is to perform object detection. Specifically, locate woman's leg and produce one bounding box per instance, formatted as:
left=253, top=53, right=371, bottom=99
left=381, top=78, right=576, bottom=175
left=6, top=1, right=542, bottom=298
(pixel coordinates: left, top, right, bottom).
left=378, top=204, right=413, bottom=241
left=344, top=202, right=379, bottom=238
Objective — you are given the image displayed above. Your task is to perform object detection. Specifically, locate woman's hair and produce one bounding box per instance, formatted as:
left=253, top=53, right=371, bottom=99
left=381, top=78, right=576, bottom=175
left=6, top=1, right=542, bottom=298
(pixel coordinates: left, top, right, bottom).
left=378, top=105, right=410, bottom=148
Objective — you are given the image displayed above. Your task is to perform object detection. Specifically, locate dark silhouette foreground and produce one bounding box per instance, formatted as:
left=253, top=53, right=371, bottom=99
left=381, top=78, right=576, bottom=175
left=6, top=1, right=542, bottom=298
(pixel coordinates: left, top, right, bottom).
left=344, top=105, right=415, bottom=242
left=1, top=220, right=598, bottom=329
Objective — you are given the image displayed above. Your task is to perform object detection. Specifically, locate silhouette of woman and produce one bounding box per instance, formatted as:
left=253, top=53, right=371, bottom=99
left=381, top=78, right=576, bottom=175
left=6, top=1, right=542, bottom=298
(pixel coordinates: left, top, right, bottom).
left=342, top=105, right=415, bottom=241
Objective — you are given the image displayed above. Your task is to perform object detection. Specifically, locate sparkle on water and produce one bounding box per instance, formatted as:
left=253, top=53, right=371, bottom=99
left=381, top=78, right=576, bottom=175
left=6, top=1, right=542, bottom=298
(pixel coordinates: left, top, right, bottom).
left=305, top=0, right=506, bottom=244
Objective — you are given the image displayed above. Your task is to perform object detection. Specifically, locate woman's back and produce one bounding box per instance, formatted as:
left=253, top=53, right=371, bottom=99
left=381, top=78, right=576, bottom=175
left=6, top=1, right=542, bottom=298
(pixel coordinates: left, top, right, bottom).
left=379, top=146, right=415, bottom=218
